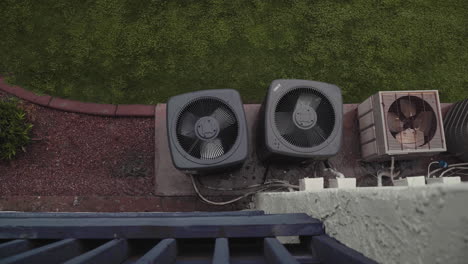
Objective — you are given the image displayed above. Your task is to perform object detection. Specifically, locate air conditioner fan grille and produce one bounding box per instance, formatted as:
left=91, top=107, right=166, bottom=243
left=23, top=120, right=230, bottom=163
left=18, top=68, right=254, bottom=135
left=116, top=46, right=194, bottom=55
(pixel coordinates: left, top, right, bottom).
left=274, top=88, right=335, bottom=148
left=176, top=98, right=239, bottom=160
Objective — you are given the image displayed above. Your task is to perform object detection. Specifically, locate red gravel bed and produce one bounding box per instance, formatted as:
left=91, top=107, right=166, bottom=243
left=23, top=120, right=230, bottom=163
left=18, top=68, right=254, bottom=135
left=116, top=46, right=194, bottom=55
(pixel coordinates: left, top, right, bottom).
left=0, top=196, right=240, bottom=212
left=0, top=91, right=155, bottom=196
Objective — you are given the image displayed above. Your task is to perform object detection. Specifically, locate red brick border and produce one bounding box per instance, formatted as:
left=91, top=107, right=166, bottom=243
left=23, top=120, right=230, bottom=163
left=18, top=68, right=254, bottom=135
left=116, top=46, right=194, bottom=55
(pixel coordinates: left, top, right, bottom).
left=0, top=77, right=155, bottom=117
left=48, top=97, right=117, bottom=116
left=116, top=104, right=155, bottom=116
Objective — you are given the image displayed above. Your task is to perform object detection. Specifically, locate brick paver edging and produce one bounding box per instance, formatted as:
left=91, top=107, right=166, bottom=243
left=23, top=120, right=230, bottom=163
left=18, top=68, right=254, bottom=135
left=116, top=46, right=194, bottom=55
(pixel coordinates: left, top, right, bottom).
left=0, top=77, right=155, bottom=117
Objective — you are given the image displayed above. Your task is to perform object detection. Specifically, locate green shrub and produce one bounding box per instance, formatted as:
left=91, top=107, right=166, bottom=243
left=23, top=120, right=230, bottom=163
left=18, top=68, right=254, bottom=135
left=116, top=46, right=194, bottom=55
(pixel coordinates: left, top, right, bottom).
left=0, top=99, right=33, bottom=160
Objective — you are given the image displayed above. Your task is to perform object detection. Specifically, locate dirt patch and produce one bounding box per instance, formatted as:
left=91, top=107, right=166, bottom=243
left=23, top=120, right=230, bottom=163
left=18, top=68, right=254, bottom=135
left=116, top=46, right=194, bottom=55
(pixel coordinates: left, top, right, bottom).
left=112, top=152, right=151, bottom=178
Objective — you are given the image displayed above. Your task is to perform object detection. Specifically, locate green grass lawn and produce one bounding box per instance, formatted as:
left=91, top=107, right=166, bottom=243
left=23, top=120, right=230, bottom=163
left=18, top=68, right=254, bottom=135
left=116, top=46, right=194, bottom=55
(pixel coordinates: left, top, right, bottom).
left=0, top=0, right=467, bottom=104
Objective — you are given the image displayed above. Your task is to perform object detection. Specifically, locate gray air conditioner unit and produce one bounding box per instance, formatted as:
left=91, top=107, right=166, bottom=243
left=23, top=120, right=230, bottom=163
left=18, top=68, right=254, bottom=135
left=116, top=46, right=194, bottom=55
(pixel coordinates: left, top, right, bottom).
left=358, top=90, right=446, bottom=162
left=257, top=79, right=343, bottom=163
left=166, top=89, right=248, bottom=174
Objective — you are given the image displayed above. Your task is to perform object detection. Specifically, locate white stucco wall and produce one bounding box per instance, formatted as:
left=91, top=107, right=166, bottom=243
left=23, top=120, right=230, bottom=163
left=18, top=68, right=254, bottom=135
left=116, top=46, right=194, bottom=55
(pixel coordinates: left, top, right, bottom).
left=255, top=184, right=468, bottom=264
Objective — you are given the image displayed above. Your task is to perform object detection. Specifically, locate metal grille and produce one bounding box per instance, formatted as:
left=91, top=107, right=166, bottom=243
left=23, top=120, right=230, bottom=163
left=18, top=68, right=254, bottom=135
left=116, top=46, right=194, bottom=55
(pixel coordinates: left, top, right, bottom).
left=176, top=97, right=239, bottom=160
left=0, top=211, right=376, bottom=264
left=381, top=91, right=444, bottom=152
left=274, top=88, right=336, bottom=148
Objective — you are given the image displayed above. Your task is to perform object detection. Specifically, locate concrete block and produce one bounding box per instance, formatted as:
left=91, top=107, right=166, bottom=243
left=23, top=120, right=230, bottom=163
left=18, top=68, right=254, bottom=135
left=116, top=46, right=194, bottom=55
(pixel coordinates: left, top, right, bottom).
left=299, top=178, right=324, bottom=191
left=427, top=177, right=461, bottom=185
left=329, top=178, right=356, bottom=189
left=393, top=176, right=426, bottom=187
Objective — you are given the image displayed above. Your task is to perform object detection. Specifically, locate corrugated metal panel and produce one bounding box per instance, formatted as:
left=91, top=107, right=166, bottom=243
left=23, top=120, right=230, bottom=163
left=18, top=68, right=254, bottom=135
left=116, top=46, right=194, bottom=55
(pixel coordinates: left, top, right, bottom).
left=359, top=112, right=374, bottom=131
left=361, top=141, right=378, bottom=160
left=357, top=96, right=373, bottom=118
left=444, top=99, right=468, bottom=161
left=360, top=127, right=376, bottom=145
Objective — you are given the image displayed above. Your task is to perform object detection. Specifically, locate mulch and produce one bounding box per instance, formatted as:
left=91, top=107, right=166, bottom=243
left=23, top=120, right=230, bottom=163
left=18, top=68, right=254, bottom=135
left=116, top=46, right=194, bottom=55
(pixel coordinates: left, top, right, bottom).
left=0, top=90, right=155, bottom=196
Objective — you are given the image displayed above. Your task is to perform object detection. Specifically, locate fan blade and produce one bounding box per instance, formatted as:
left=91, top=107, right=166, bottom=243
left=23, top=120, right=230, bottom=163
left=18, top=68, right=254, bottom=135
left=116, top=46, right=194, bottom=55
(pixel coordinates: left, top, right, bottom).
left=287, top=129, right=305, bottom=146
left=200, top=139, right=224, bottom=159
left=211, top=107, right=235, bottom=130
left=413, top=111, right=433, bottom=136
left=296, top=93, right=322, bottom=110
left=275, top=112, right=295, bottom=135
left=312, top=126, right=327, bottom=141
left=301, top=126, right=327, bottom=147
left=387, top=112, right=404, bottom=133
left=399, top=98, right=417, bottom=118
left=305, top=129, right=320, bottom=147
left=179, top=112, right=198, bottom=138
left=187, top=138, right=200, bottom=155
left=396, top=129, right=425, bottom=146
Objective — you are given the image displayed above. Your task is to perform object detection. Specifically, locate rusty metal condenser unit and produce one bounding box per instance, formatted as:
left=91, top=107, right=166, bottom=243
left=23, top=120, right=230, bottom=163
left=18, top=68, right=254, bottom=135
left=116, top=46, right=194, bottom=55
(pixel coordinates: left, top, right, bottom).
left=357, top=90, right=446, bottom=162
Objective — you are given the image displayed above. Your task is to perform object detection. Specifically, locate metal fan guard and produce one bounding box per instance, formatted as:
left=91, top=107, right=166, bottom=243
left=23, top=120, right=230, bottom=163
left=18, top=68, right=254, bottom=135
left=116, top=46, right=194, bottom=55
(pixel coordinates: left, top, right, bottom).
left=175, top=97, right=239, bottom=160
left=274, top=87, right=336, bottom=148
left=387, top=95, right=437, bottom=146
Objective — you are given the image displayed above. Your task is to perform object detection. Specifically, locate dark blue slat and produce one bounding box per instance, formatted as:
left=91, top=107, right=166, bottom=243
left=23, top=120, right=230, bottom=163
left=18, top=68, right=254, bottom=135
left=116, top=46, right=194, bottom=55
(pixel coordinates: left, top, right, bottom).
left=64, top=239, right=129, bottom=264
left=0, top=240, right=33, bottom=259
left=212, top=238, right=229, bottom=264
left=134, top=239, right=177, bottom=264
left=264, top=238, right=300, bottom=264
left=130, top=255, right=317, bottom=264
left=0, top=214, right=323, bottom=239
left=174, top=261, right=211, bottom=264
left=177, top=258, right=267, bottom=264
left=229, top=258, right=267, bottom=264
left=177, top=259, right=265, bottom=264
left=296, top=255, right=321, bottom=264
left=0, top=211, right=264, bottom=218
left=0, top=239, right=84, bottom=264
left=166, top=256, right=318, bottom=264
left=312, top=235, right=377, bottom=264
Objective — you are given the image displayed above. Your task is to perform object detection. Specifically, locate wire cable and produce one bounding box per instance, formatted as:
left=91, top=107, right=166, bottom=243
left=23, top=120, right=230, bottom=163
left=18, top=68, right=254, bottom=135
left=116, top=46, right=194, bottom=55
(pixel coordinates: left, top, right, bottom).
left=190, top=174, right=296, bottom=206
left=390, top=157, right=395, bottom=183
left=438, top=167, right=468, bottom=178
left=446, top=167, right=468, bottom=176
left=377, top=169, right=401, bottom=186
left=262, top=164, right=271, bottom=184
left=195, top=165, right=297, bottom=191
left=428, top=162, right=468, bottom=178
left=426, top=161, right=439, bottom=178
left=197, top=179, right=299, bottom=191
